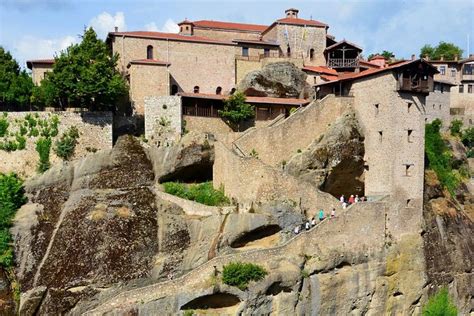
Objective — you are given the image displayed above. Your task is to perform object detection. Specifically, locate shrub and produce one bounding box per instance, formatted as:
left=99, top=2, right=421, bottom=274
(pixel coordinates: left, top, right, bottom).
left=163, top=181, right=230, bottom=206
left=449, top=119, right=463, bottom=137
left=425, top=120, right=459, bottom=195
left=422, top=288, right=457, bottom=316
left=218, top=92, right=255, bottom=127
left=467, top=148, right=474, bottom=158
left=15, top=135, right=26, bottom=150
left=222, top=262, right=267, bottom=290
left=461, top=126, right=474, bottom=148
left=0, top=113, right=9, bottom=137
left=54, top=126, right=80, bottom=160
left=36, top=137, right=52, bottom=173
left=0, top=173, right=26, bottom=267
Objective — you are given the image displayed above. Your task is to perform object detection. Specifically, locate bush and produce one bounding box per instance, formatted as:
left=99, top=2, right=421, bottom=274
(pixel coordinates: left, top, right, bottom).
left=218, top=92, right=254, bottom=127
left=0, top=113, right=9, bottom=137
left=162, top=181, right=230, bottom=206
left=425, top=120, right=459, bottom=195
left=449, top=119, right=463, bottom=137
left=36, top=137, right=52, bottom=173
left=461, top=126, right=474, bottom=148
left=54, top=126, right=80, bottom=160
left=422, top=288, right=457, bottom=316
left=222, top=262, right=267, bottom=290
left=0, top=173, right=26, bottom=267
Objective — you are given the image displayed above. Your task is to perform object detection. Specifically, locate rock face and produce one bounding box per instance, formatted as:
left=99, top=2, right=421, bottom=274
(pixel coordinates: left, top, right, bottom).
left=423, top=170, right=474, bottom=314
left=238, top=62, right=314, bottom=99
left=286, top=110, right=365, bottom=197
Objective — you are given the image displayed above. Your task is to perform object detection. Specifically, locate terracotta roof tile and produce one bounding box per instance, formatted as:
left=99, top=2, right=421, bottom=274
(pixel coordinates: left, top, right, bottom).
left=276, top=17, right=327, bottom=28
left=192, top=20, right=267, bottom=32
left=110, top=31, right=235, bottom=46
left=26, top=59, right=55, bottom=69
left=303, top=66, right=338, bottom=75
left=128, top=59, right=170, bottom=66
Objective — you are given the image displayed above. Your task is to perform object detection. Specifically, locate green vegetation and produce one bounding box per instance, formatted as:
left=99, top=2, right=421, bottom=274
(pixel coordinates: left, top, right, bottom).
left=54, top=126, right=80, bottom=160
left=0, top=113, right=9, bottom=137
left=422, top=288, right=457, bottom=316
left=33, top=28, right=128, bottom=110
left=218, top=92, right=254, bottom=128
left=36, top=137, right=52, bottom=173
left=162, top=181, right=230, bottom=206
left=0, top=47, right=34, bottom=109
left=249, top=148, right=259, bottom=158
left=420, top=41, right=463, bottom=60
left=183, top=310, right=194, bottom=316
left=449, top=119, right=463, bottom=137
left=0, top=173, right=27, bottom=267
left=222, top=262, right=267, bottom=290
left=461, top=126, right=474, bottom=148
left=368, top=50, right=395, bottom=61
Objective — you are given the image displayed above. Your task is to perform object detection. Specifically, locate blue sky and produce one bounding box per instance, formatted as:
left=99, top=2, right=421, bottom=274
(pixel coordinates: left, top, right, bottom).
left=0, top=0, right=473, bottom=68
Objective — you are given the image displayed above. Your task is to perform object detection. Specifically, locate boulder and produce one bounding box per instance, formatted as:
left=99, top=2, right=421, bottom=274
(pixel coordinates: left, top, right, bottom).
left=238, top=62, right=314, bottom=99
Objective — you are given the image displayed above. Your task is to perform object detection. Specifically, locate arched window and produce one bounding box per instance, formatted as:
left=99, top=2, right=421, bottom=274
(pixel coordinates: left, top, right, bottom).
left=147, top=45, right=153, bottom=59
left=193, top=86, right=200, bottom=93
left=230, top=88, right=236, bottom=95
left=309, top=48, right=315, bottom=60
left=171, top=84, right=178, bottom=95
left=287, top=46, right=291, bottom=57
left=216, top=86, right=222, bottom=95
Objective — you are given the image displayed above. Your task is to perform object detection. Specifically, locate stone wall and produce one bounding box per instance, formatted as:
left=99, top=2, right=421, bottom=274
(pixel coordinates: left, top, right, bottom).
left=30, top=64, right=53, bottom=86
left=0, top=111, right=112, bottom=178
left=193, top=28, right=261, bottom=41
left=425, top=88, right=451, bottom=128
left=145, top=96, right=182, bottom=147
left=234, top=95, right=352, bottom=166
left=450, top=85, right=474, bottom=126
left=129, top=63, right=170, bottom=114
left=349, top=72, right=426, bottom=208
left=235, top=59, right=262, bottom=84
left=213, top=142, right=340, bottom=217
left=183, top=115, right=233, bottom=138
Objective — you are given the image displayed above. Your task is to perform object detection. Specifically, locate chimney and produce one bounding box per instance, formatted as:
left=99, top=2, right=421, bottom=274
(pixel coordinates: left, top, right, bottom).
left=285, top=8, right=299, bottom=19
left=411, top=54, right=416, bottom=61
left=114, top=26, right=118, bottom=32
left=440, top=55, right=444, bottom=61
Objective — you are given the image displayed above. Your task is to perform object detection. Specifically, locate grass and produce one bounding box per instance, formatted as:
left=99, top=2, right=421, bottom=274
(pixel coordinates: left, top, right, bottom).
left=422, top=288, right=457, bottom=316
left=162, top=181, right=230, bottom=206
left=222, top=262, right=267, bottom=290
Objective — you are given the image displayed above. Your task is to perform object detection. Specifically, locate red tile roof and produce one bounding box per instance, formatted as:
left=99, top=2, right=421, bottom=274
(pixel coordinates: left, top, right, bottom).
left=178, top=92, right=309, bottom=106
left=303, top=66, right=338, bottom=75
left=109, top=31, right=235, bottom=46
left=320, top=75, right=339, bottom=81
left=359, top=60, right=382, bottom=69
left=368, top=54, right=386, bottom=60
left=128, top=59, right=170, bottom=66
left=275, top=17, right=327, bottom=28
left=26, top=59, right=55, bottom=69
left=192, top=20, right=268, bottom=32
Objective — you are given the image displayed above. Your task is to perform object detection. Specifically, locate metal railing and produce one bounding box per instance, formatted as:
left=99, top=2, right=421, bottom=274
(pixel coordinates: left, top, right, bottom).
left=327, top=58, right=359, bottom=68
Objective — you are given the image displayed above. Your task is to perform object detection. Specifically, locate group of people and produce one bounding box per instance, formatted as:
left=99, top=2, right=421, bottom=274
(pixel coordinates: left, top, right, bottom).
left=339, top=194, right=366, bottom=209
left=293, top=208, right=336, bottom=234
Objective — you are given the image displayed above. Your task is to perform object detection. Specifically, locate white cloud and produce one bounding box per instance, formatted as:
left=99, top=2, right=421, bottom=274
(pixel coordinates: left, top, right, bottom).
left=13, top=35, right=78, bottom=67
left=89, top=11, right=126, bottom=38
left=144, top=19, right=179, bottom=33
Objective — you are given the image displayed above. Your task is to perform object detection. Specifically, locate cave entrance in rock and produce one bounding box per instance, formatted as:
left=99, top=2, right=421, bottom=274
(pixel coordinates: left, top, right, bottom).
left=180, top=293, right=241, bottom=310
left=230, top=224, right=281, bottom=248
left=158, top=162, right=213, bottom=183
left=321, top=158, right=365, bottom=198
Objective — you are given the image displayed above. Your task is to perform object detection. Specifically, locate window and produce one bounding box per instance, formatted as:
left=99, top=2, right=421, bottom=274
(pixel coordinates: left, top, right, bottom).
left=309, top=48, right=315, bottom=60
left=439, top=104, right=442, bottom=110
left=287, top=45, right=291, bottom=57
left=451, top=69, right=456, bottom=77
left=147, top=45, right=153, bottom=59
left=264, top=48, right=270, bottom=57
left=469, top=84, right=473, bottom=93
left=378, top=131, right=383, bottom=142
left=407, top=102, right=412, bottom=113
left=405, top=164, right=413, bottom=177
left=459, top=84, right=464, bottom=93
left=186, top=26, right=189, bottom=30
left=374, top=103, right=379, bottom=115
left=407, top=129, right=413, bottom=143
left=230, top=88, right=236, bottom=95
left=439, top=66, right=446, bottom=75
left=193, top=86, right=200, bottom=93
left=432, top=104, right=435, bottom=109
left=242, top=47, right=249, bottom=57
left=406, top=199, right=412, bottom=207
left=171, top=84, right=178, bottom=95
left=216, top=86, right=222, bottom=95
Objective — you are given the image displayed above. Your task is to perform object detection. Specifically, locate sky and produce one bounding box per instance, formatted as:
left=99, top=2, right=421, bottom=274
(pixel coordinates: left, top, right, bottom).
left=0, top=0, right=473, bottom=68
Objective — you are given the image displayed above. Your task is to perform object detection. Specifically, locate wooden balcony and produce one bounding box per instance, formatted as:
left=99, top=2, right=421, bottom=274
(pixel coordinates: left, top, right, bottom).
left=399, top=78, right=432, bottom=93
left=327, top=58, right=359, bottom=68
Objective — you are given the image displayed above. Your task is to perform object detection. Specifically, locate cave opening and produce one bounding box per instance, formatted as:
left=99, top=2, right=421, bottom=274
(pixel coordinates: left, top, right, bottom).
left=230, top=225, right=282, bottom=248
left=321, top=158, right=365, bottom=198
left=158, top=162, right=213, bottom=183
left=266, top=281, right=293, bottom=296
left=180, top=293, right=241, bottom=310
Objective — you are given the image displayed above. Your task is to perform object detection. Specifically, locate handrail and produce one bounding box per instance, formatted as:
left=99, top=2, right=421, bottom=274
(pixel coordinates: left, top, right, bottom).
left=85, top=200, right=381, bottom=314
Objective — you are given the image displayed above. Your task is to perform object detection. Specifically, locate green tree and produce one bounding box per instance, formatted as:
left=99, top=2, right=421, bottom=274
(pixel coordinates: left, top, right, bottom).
left=449, top=119, right=463, bottom=137
left=461, top=127, right=474, bottom=148
left=0, top=47, right=34, bottom=109
left=218, top=92, right=254, bottom=129
left=422, top=288, right=457, bottom=316
left=222, top=262, right=267, bottom=290
left=420, top=42, right=463, bottom=60
left=368, top=50, right=395, bottom=61
left=39, top=28, right=127, bottom=111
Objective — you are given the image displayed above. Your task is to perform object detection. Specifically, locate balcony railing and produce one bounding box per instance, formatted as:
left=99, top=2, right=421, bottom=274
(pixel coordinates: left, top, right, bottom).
left=400, top=78, right=431, bottom=93
left=327, top=58, right=359, bottom=68
left=183, top=105, right=220, bottom=118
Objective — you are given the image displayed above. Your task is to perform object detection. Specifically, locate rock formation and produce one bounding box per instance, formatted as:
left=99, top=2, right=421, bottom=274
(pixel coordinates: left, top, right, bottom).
left=238, top=62, right=314, bottom=99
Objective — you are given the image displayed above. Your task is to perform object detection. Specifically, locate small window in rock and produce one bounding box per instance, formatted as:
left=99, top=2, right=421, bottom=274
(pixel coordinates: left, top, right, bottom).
left=432, top=104, right=435, bottom=109
left=364, top=164, right=369, bottom=171
left=216, top=86, right=222, bottom=95
left=439, top=104, right=442, bottom=110
left=378, top=131, right=383, bottom=142
left=407, top=129, right=413, bottom=143
left=310, top=48, right=315, bottom=60
left=375, top=104, right=379, bottom=115
left=406, top=199, right=411, bottom=207
left=425, top=117, right=428, bottom=122
left=230, top=88, right=236, bottom=95
left=162, top=104, right=167, bottom=109
left=407, top=102, right=412, bottom=113
left=193, top=86, right=200, bottom=93
left=405, top=164, right=413, bottom=177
